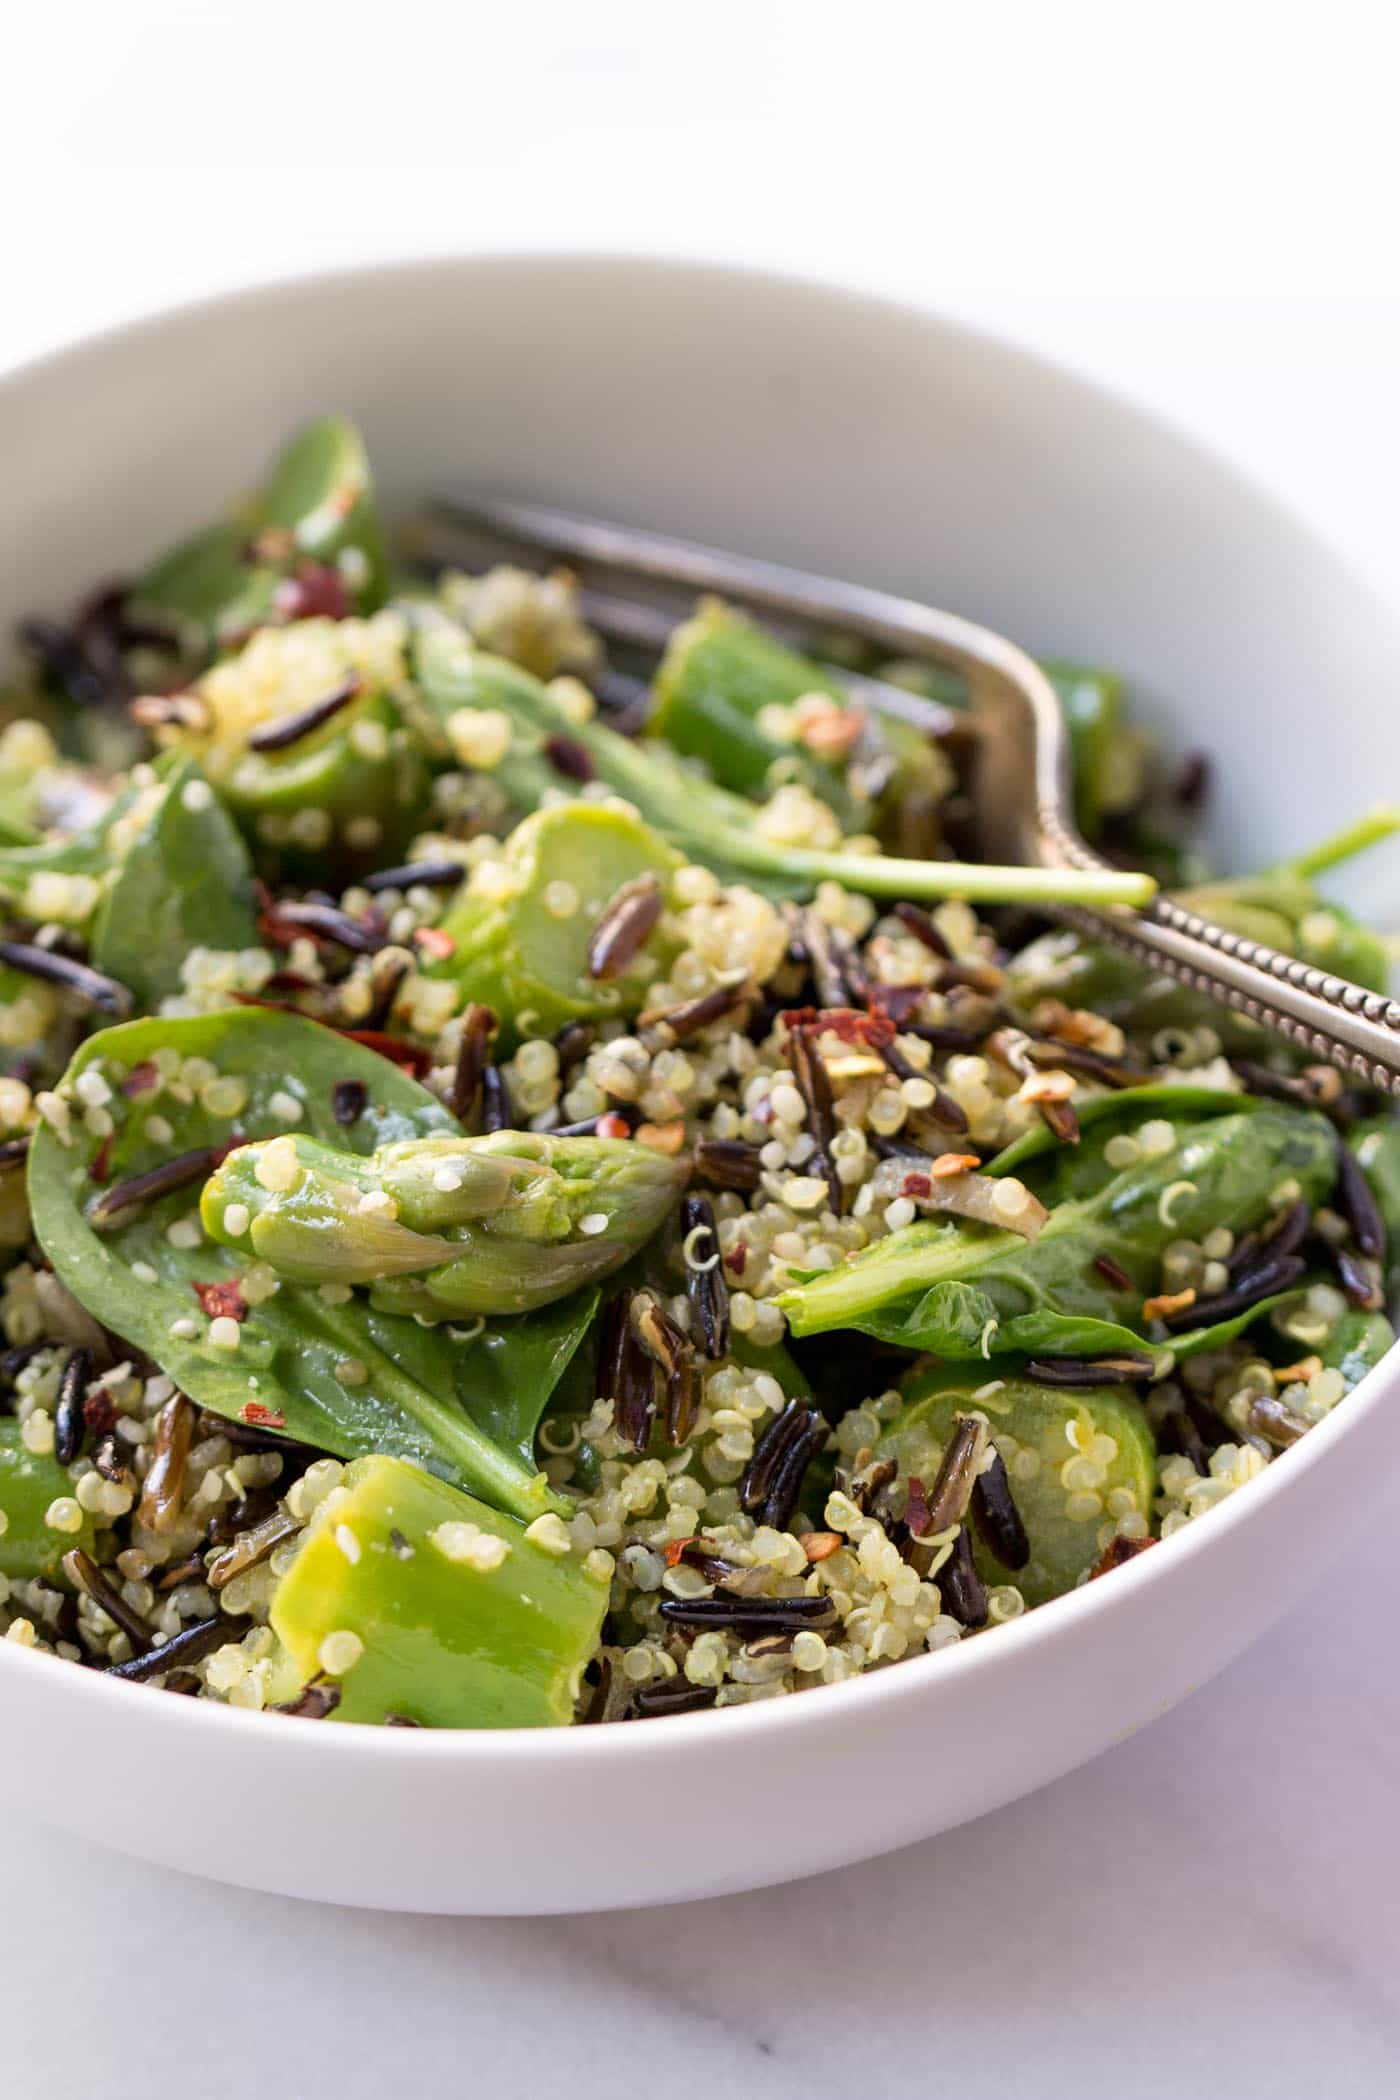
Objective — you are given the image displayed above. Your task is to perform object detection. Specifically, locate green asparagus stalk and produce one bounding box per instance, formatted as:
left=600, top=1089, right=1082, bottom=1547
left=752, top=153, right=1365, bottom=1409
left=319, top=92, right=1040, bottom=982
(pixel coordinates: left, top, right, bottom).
left=269, top=1456, right=607, bottom=1727
left=203, top=1128, right=688, bottom=1317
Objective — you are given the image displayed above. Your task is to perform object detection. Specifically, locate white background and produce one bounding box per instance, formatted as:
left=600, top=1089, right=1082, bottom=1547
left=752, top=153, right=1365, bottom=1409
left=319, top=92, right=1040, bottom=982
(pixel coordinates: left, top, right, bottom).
left=4, top=7, right=1400, bottom=2095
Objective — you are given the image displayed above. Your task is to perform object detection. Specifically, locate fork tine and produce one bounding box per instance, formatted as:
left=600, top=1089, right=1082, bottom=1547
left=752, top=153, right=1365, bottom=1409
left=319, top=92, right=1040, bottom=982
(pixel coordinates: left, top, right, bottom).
left=428, top=504, right=959, bottom=732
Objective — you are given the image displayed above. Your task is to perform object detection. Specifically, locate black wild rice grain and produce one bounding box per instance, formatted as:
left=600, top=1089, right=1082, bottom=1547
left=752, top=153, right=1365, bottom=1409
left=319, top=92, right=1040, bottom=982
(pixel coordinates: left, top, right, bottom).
left=206, top=1509, right=300, bottom=1591
left=275, top=1676, right=344, bottom=1719
left=357, top=950, right=411, bottom=1033
left=639, top=978, right=755, bottom=1046
left=739, top=1400, right=809, bottom=1515
left=844, top=1453, right=897, bottom=1516
left=876, top=1031, right=970, bottom=1135
left=552, top=1020, right=598, bottom=1075
left=245, top=675, right=361, bottom=751
left=1335, top=1143, right=1387, bottom=1260
left=800, top=909, right=850, bottom=1009
left=262, top=900, right=385, bottom=954
left=630, top=1292, right=698, bottom=1449
left=61, top=1547, right=155, bottom=1654
left=1093, top=1253, right=1134, bottom=1291
left=692, top=1137, right=762, bottom=1192
left=1036, top=1095, right=1081, bottom=1145
left=658, top=1593, right=837, bottom=1635
left=788, top=1025, right=842, bottom=1213
left=480, top=1065, right=511, bottom=1132
left=1162, top=1253, right=1306, bottom=1330
left=92, top=1434, right=131, bottom=1485
left=923, top=1414, right=987, bottom=1536
left=939, top=1526, right=989, bottom=1629
left=1174, top=751, right=1210, bottom=808
left=52, top=1344, right=93, bottom=1466
left=0, top=1135, right=31, bottom=1171
left=633, top=1681, right=718, bottom=1718
left=586, top=873, right=663, bottom=981
left=757, top=1415, right=827, bottom=1530
left=971, top=1448, right=1031, bottom=1570
left=451, top=1003, right=498, bottom=1124
left=155, top=1553, right=205, bottom=1591
left=106, top=1614, right=244, bottom=1683
left=544, top=733, right=594, bottom=782
left=891, top=900, right=954, bottom=959
left=1248, top=1392, right=1312, bottom=1449
left=1023, top=1353, right=1158, bottom=1387
left=1160, top=1405, right=1212, bottom=1475
left=0, top=1340, right=45, bottom=1393
left=1226, top=1199, right=1311, bottom=1282
left=89, top=1145, right=230, bottom=1226
left=1334, top=1244, right=1384, bottom=1310
left=905, top=1020, right=990, bottom=1053
left=0, top=940, right=131, bottom=1015
left=363, top=858, right=467, bottom=894
left=1023, top=1036, right=1150, bottom=1088
left=332, top=1078, right=368, bottom=1126
left=136, top=1393, right=196, bottom=1535
left=595, top=1294, right=629, bottom=1408
left=665, top=1351, right=703, bottom=1448
left=681, top=1192, right=729, bottom=1360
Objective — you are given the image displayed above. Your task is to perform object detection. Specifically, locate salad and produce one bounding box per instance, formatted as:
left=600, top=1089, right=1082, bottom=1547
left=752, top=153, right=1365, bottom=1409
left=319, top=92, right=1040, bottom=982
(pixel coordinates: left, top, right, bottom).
left=0, top=417, right=1395, bottom=1730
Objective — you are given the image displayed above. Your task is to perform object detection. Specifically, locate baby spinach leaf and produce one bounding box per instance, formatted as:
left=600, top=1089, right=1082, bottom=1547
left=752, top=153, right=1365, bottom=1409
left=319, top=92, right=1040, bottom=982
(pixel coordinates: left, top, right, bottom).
left=780, top=1107, right=1338, bottom=1356
left=89, top=760, right=258, bottom=1007
left=986, top=1083, right=1257, bottom=1201
left=26, top=1007, right=573, bottom=1520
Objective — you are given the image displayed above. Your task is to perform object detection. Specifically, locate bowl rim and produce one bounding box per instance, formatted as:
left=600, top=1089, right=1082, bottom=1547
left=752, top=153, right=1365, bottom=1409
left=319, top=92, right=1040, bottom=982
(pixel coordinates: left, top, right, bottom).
left=1, top=244, right=1396, bottom=1766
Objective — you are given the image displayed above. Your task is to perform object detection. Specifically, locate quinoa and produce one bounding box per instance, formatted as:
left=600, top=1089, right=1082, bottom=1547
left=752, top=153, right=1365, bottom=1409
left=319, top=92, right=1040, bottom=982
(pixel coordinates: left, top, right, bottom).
left=2, top=417, right=1395, bottom=1731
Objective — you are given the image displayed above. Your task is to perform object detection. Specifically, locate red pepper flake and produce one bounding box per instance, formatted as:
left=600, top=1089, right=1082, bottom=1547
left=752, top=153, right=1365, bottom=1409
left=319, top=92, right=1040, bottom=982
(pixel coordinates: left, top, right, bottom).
left=272, top=561, right=352, bottom=622
left=120, top=1059, right=160, bottom=1097
left=664, top=1536, right=699, bottom=1567
left=239, top=1401, right=286, bottom=1429
left=724, top=1240, right=749, bottom=1278
left=780, top=1005, right=896, bottom=1049
left=82, top=1388, right=116, bottom=1436
left=413, top=926, right=456, bottom=962
left=193, top=1280, right=248, bottom=1323
left=901, top=1172, right=932, bottom=1198
left=595, top=1111, right=633, bottom=1141
left=89, top=1133, right=114, bottom=1185
left=1090, top=1534, right=1155, bottom=1580
left=905, top=1475, right=932, bottom=1538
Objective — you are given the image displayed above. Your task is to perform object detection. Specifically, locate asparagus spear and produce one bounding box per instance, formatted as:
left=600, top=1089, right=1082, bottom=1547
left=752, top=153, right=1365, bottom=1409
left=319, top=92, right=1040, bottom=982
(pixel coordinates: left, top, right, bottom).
left=203, top=1128, right=688, bottom=1317
left=269, top=1455, right=606, bottom=1728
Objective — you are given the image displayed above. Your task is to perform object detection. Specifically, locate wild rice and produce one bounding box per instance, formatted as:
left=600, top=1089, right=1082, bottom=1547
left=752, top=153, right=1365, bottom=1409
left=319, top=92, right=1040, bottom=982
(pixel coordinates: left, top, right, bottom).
left=586, top=874, right=664, bottom=982
left=52, top=1344, right=92, bottom=1467
left=246, top=674, right=361, bottom=751
left=0, top=940, right=131, bottom=1015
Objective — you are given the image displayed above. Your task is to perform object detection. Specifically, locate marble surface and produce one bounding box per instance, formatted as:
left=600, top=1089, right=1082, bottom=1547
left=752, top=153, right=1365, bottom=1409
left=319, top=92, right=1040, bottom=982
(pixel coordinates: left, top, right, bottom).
left=4, top=1526, right=1399, bottom=2098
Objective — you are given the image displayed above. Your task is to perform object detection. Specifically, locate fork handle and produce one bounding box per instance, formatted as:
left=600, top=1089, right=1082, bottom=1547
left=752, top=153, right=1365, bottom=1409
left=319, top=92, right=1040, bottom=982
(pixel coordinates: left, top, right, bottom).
left=1053, top=894, right=1400, bottom=1096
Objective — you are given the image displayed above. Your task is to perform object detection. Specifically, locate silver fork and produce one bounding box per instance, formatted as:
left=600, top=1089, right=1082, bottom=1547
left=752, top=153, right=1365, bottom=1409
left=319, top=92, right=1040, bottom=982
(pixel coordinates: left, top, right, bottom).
left=430, top=495, right=1400, bottom=1098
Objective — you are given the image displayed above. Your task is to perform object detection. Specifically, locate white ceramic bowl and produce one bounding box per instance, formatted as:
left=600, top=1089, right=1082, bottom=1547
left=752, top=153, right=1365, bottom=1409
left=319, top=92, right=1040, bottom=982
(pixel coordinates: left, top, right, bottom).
left=3, top=255, right=1398, bottom=1915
